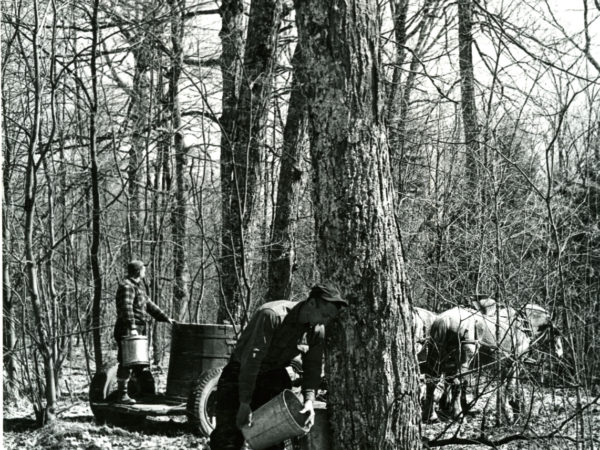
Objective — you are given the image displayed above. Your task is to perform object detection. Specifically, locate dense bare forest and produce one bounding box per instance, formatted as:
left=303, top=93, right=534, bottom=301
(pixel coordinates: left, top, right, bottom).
left=2, top=0, right=600, bottom=448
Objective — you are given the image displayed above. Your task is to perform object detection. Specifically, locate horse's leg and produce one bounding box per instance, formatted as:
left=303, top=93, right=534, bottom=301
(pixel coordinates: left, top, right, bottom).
left=434, top=374, right=448, bottom=409
left=455, top=342, right=477, bottom=419
left=423, top=333, right=443, bottom=422
left=449, top=375, right=462, bottom=419
left=422, top=349, right=441, bottom=422
left=423, top=375, right=439, bottom=422
left=506, top=364, right=522, bottom=414
left=499, top=365, right=518, bottom=423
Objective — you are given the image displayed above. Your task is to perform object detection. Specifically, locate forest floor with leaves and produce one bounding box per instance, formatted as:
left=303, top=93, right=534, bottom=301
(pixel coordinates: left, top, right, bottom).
left=3, top=360, right=206, bottom=450
left=3, top=360, right=600, bottom=449
left=421, top=388, right=600, bottom=449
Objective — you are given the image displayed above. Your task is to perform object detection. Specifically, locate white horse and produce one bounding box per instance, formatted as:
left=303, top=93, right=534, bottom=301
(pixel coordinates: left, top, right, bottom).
left=422, top=302, right=562, bottom=422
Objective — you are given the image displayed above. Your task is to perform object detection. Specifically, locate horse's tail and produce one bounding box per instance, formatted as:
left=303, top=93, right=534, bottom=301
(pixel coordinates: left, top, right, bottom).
left=425, top=317, right=448, bottom=376
left=430, top=317, right=448, bottom=351
left=430, top=317, right=448, bottom=345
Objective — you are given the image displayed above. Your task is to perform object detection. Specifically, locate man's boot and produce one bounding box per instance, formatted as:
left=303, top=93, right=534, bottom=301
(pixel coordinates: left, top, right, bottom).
left=116, top=378, right=136, bottom=405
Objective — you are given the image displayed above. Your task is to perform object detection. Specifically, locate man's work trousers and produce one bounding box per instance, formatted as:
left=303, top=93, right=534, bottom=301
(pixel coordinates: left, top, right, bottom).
left=209, top=361, right=292, bottom=450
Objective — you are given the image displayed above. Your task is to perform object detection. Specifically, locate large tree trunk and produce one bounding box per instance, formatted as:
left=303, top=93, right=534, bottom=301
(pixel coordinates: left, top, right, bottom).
left=267, top=46, right=308, bottom=301
left=295, top=1, right=422, bottom=448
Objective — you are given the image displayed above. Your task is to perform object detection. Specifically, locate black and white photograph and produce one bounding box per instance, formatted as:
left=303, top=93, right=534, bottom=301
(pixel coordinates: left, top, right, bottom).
left=2, top=0, right=599, bottom=448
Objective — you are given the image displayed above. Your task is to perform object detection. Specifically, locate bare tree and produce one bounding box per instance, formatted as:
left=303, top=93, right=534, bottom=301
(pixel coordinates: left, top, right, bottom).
left=267, top=45, right=308, bottom=301
left=218, top=0, right=245, bottom=323
left=168, top=0, right=191, bottom=321
left=219, top=0, right=285, bottom=323
left=385, top=0, right=441, bottom=196
left=126, top=3, right=155, bottom=260
left=458, top=0, right=480, bottom=192
left=2, top=24, right=18, bottom=388
left=2, top=136, right=17, bottom=391
left=89, top=0, right=104, bottom=373
left=15, top=0, right=59, bottom=421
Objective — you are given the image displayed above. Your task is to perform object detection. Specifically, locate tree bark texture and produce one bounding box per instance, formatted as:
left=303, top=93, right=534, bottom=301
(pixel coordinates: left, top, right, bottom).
left=458, top=0, right=480, bottom=192
left=2, top=170, right=17, bottom=389
left=267, top=46, right=308, bottom=302
left=457, top=0, right=483, bottom=290
left=385, top=0, right=409, bottom=124
left=235, top=0, right=283, bottom=230
left=2, top=42, right=17, bottom=388
left=219, top=0, right=283, bottom=322
left=151, top=65, right=170, bottom=360
left=219, top=0, right=246, bottom=323
left=295, top=1, right=422, bottom=448
left=90, top=0, right=103, bottom=373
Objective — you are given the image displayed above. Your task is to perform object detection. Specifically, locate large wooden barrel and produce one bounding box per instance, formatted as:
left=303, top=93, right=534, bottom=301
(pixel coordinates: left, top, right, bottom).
left=166, top=323, right=236, bottom=399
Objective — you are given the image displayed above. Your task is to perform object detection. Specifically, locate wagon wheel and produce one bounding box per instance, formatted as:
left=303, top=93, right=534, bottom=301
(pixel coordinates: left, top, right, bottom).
left=89, top=364, right=118, bottom=424
left=88, top=363, right=147, bottom=427
left=187, top=366, right=223, bottom=436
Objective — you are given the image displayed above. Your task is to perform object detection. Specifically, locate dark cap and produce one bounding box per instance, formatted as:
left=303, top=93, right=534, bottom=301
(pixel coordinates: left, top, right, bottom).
left=309, top=283, right=348, bottom=306
left=127, top=260, right=145, bottom=277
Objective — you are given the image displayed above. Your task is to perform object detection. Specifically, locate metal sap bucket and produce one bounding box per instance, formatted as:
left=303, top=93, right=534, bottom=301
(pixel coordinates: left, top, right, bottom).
left=241, top=390, right=310, bottom=449
left=297, top=401, right=329, bottom=450
left=121, top=334, right=150, bottom=367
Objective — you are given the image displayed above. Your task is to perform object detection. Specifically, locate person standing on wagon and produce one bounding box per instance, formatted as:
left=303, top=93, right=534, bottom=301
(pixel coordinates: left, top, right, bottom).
left=113, top=260, right=173, bottom=405
left=209, top=283, right=348, bottom=450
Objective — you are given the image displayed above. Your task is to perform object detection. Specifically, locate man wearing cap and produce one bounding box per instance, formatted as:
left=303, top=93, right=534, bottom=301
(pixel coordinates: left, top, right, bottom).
left=209, top=283, right=347, bottom=450
left=113, top=260, right=174, bottom=404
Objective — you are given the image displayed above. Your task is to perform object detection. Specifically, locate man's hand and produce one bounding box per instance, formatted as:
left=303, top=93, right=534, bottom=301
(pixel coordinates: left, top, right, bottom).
left=236, top=402, right=252, bottom=429
left=168, top=318, right=176, bottom=325
left=299, top=399, right=315, bottom=428
left=130, top=328, right=138, bottom=336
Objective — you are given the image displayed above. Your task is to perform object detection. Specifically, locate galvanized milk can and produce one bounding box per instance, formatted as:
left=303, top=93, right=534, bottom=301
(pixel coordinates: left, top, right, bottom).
left=121, top=333, right=150, bottom=367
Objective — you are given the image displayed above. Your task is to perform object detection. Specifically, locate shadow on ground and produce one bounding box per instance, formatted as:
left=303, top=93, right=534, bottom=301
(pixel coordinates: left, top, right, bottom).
left=3, top=417, right=38, bottom=433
